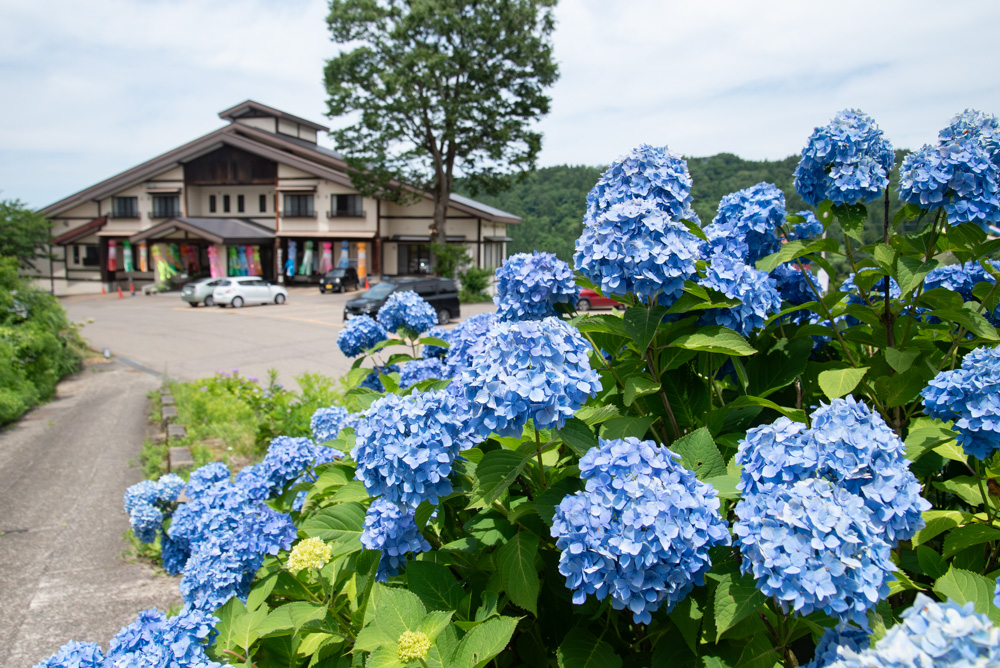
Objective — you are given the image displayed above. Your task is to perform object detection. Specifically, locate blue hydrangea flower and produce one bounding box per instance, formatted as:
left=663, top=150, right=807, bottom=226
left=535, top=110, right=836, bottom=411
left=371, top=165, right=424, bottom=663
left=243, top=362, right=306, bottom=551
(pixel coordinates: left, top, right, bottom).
left=443, top=313, right=497, bottom=377
left=377, top=290, right=438, bottom=336
left=734, top=477, right=895, bottom=626
left=737, top=397, right=928, bottom=543
left=825, top=594, right=1000, bottom=667
left=129, top=503, right=164, bottom=544
left=462, top=317, right=602, bottom=438
left=698, top=254, right=783, bottom=336
left=795, top=109, right=894, bottom=206
left=184, top=462, right=230, bottom=499
left=575, top=198, right=703, bottom=303
left=32, top=640, right=105, bottom=668
left=584, top=144, right=699, bottom=222
left=337, top=314, right=388, bottom=357
left=923, top=345, right=1000, bottom=459
left=156, top=473, right=185, bottom=502
left=939, top=109, right=1000, bottom=166
left=703, top=182, right=786, bottom=264
left=790, top=210, right=824, bottom=240
left=237, top=436, right=340, bottom=501
left=771, top=262, right=817, bottom=307
left=352, top=389, right=477, bottom=506
left=359, top=364, right=400, bottom=392
left=399, top=358, right=448, bottom=389
left=103, top=607, right=222, bottom=668
left=925, top=261, right=995, bottom=299
left=804, top=625, right=870, bottom=668
left=898, top=138, right=1000, bottom=229
left=161, top=533, right=189, bottom=576
left=123, top=474, right=186, bottom=544
left=360, top=498, right=431, bottom=580
left=493, top=251, right=579, bottom=321
left=311, top=405, right=350, bottom=443
left=551, top=437, right=731, bottom=624
left=421, top=326, right=451, bottom=360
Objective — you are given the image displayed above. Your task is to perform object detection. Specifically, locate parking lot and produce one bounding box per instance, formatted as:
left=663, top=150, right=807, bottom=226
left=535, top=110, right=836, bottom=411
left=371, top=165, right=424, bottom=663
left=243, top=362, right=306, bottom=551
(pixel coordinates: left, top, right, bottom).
left=62, top=285, right=495, bottom=389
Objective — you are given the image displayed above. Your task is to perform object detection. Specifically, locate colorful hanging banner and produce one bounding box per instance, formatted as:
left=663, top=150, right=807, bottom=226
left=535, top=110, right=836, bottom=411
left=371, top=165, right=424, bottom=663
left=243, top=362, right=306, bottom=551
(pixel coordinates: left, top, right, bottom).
left=357, top=242, right=367, bottom=280
left=122, top=240, right=134, bottom=273
left=107, top=239, right=118, bottom=271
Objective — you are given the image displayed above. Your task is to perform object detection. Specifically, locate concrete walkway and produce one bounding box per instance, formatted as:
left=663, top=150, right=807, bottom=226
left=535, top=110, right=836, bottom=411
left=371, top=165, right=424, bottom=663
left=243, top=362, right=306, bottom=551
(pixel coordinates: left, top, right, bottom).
left=0, top=361, right=181, bottom=668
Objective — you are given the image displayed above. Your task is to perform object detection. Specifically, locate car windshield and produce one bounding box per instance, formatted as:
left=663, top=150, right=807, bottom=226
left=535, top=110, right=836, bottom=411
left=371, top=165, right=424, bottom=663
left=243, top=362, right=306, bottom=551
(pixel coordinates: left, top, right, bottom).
left=326, top=269, right=347, bottom=278
left=217, top=280, right=231, bottom=286
left=361, top=283, right=395, bottom=299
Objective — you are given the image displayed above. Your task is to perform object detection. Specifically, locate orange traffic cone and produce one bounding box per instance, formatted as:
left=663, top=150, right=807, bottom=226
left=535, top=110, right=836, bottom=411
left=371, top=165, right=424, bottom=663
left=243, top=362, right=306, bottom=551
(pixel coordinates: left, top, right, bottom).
left=364, top=277, right=370, bottom=289
left=117, top=285, right=123, bottom=298
left=101, top=283, right=106, bottom=295
left=129, top=280, right=135, bottom=295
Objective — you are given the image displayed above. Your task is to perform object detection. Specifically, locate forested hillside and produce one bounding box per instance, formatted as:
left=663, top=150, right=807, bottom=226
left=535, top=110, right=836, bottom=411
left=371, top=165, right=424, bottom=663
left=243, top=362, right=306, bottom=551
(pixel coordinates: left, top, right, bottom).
left=461, top=151, right=909, bottom=268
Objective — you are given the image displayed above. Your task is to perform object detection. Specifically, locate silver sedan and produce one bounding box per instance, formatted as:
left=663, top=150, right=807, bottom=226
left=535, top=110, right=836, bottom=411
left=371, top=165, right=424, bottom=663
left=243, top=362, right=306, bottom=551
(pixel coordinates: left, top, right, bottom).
left=181, top=277, right=225, bottom=307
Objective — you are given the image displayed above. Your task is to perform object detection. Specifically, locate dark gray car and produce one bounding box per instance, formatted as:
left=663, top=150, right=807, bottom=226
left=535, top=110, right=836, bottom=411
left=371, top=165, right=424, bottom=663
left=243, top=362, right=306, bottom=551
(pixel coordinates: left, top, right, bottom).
left=344, top=277, right=461, bottom=324
left=319, top=267, right=359, bottom=293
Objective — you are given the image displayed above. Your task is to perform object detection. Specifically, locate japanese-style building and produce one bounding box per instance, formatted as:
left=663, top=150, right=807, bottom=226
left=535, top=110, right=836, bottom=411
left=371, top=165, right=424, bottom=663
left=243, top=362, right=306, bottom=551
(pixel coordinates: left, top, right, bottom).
left=33, top=100, right=519, bottom=294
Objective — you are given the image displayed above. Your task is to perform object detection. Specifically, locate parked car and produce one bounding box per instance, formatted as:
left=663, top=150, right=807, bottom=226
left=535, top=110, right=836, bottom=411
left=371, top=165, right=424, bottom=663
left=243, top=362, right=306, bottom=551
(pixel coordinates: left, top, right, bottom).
left=344, top=277, right=460, bottom=324
left=212, top=277, right=288, bottom=308
left=577, top=288, right=623, bottom=312
left=319, top=267, right=360, bottom=293
left=181, top=277, right=225, bottom=307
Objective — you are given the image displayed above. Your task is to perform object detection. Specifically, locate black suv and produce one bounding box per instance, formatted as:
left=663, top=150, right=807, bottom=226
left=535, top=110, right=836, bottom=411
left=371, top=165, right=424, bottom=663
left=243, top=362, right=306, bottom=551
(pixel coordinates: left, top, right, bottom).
left=319, top=267, right=359, bottom=293
left=343, top=277, right=461, bottom=324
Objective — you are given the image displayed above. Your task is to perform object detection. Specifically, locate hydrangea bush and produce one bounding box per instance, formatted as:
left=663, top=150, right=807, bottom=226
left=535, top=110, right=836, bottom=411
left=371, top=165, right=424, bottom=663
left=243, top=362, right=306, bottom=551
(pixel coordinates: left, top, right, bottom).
left=38, top=108, right=1000, bottom=668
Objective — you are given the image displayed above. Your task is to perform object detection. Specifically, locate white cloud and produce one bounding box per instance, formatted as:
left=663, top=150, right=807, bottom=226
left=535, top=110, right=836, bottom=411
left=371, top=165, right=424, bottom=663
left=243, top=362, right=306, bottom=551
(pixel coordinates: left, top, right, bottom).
left=1, top=0, right=999, bottom=207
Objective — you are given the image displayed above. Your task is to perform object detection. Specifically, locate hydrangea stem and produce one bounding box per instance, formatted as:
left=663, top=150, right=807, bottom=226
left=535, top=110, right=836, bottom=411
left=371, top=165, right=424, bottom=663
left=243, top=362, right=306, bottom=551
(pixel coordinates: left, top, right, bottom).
left=535, top=430, right=547, bottom=488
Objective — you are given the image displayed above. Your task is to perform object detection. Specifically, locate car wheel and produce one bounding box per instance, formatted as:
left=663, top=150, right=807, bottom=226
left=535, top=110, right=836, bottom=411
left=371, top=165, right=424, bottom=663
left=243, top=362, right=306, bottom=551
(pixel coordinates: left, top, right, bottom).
left=577, top=298, right=591, bottom=312
left=231, top=296, right=244, bottom=308
left=204, top=296, right=214, bottom=307
left=275, top=294, right=286, bottom=305
left=437, top=308, right=451, bottom=325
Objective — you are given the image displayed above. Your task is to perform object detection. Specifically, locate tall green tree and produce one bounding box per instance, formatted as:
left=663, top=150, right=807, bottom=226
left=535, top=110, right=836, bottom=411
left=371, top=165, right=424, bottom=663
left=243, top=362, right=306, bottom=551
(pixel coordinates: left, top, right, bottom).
left=0, top=199, right=51, bottom=269
left=324, top=0, right=559, bottom=244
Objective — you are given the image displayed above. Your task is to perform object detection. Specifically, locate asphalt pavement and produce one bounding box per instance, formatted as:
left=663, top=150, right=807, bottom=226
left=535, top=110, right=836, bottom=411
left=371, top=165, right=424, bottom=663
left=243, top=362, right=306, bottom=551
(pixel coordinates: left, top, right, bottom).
left=0, top=361, right=181, bottom=668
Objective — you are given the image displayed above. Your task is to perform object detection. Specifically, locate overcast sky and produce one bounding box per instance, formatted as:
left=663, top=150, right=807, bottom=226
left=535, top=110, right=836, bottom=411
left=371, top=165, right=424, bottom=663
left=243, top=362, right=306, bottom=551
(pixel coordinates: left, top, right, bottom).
left=2, top=0, right=999, bottom=209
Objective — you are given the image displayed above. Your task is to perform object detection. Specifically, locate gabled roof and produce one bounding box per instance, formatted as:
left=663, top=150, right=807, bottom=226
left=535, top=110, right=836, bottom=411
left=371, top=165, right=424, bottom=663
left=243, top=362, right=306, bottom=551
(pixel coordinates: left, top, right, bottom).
left=52, top=216, right=107, bottom=245
left=218, top=100, right=328, bottom=133
left=130, top=217, right=274, bottom=245
left=41, top=104, right=522, bottom=225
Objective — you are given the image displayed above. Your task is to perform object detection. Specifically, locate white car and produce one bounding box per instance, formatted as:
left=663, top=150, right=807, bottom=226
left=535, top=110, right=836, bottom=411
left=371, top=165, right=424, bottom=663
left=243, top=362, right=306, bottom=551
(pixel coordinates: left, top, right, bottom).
left=212, top=277, right=288, bottom=308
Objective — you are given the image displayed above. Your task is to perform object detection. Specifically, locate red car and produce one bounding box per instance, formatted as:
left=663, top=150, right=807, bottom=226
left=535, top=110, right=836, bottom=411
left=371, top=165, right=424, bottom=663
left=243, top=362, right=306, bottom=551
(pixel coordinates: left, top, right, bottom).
left=577, top=288, right=623, bottom=312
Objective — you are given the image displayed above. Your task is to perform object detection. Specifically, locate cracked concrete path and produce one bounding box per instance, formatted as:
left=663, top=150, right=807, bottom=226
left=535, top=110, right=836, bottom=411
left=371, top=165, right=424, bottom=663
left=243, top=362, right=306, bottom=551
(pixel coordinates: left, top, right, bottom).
left=0, top=361, right=182, bottom=667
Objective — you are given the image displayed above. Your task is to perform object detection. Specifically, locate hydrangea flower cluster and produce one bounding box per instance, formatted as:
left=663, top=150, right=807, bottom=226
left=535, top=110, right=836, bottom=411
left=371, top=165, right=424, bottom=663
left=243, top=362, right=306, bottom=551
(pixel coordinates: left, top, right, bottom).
left=377, top=290, right=438, bottom=336
left=790, top=210, right=824, bottom=240
left=35, top=608, right=222, bottom=668
left=735, top=397, right=929, bottom=625
left=922, top=345, right=1000, bottom=459
left=804, top=625, right=870, bottom=668
left=462, top=317, right=601, bottom=438
left=310, top=405, right=350, bottom=443
left=184, top=462, right=230, bottom=499
left=236, top=436, right=340, bottom=501
left=698, top=254, right=783, bottom=336
left=285, top=537, right=332, bottom=572
left=360, top=498, right=431, bottom=580
left=443, top=313, right=496, bottom=376
left=794, top=109, right=895, bottom=206
left=825, top=595, right=1000, bottom=667
left=575, top=198, right=703, bottom=303
left=703, top=182, right=786, bottom=264
left=493, top=251, right=579, bottom=321
left=351, top=389, right=477, bottom=507
left=123, top=473, right=185, bottom=544
left=939, top=109, right=1000, bottom=164
left=584, top=144, right=699, bottom=222
left=924, top=260, right=995, bottom=299
left=898, top=138, right=1000, bottom=228
left=337, top=314, right=387, bottom=357
left=421, top=326, right=451, bottom=359
left=551, top=437, right=731, bottom=624
left=771, top=263, right=816, bottom=307
left=399, top=358, right=447, bottom=388
left=359, top=363, right=400, bottom=392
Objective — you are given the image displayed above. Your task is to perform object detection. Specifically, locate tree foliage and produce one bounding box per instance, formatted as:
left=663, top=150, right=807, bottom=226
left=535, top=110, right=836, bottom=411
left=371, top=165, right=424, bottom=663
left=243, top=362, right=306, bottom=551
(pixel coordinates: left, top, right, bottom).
left=324, top=0, right=559, bottom=243
left=0, top=198, right=52, bottom=269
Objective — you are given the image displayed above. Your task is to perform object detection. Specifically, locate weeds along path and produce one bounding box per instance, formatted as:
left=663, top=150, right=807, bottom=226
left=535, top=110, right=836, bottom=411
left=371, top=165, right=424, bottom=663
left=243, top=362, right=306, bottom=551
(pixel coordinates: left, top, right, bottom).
left=0, top=360, right=181, bottom=668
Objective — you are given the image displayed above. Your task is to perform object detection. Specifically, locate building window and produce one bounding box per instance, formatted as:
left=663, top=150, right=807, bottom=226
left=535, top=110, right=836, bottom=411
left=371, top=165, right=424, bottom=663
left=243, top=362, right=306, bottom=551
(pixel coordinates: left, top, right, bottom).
left=209, top=195, right=217, bottom=213
left=152, top=195, right=180, bottom=218
left=237, top=194, right=245, bottom=213
left=259, top=194, right=267, bottom=213
left=331, top=194, right=363, bottom=217
left=112, top=196, right=139, bottom=218
left=483, top=242, right=504, bottom=270
left=223, top=195, right=231, bottom=213
left=398, top=244, right=432, bottom=275
left=283, top=194, right=315, bottom=217
left=80, top=245, right=99, bottom=266
left=72, top=245, right=80, bottom=264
